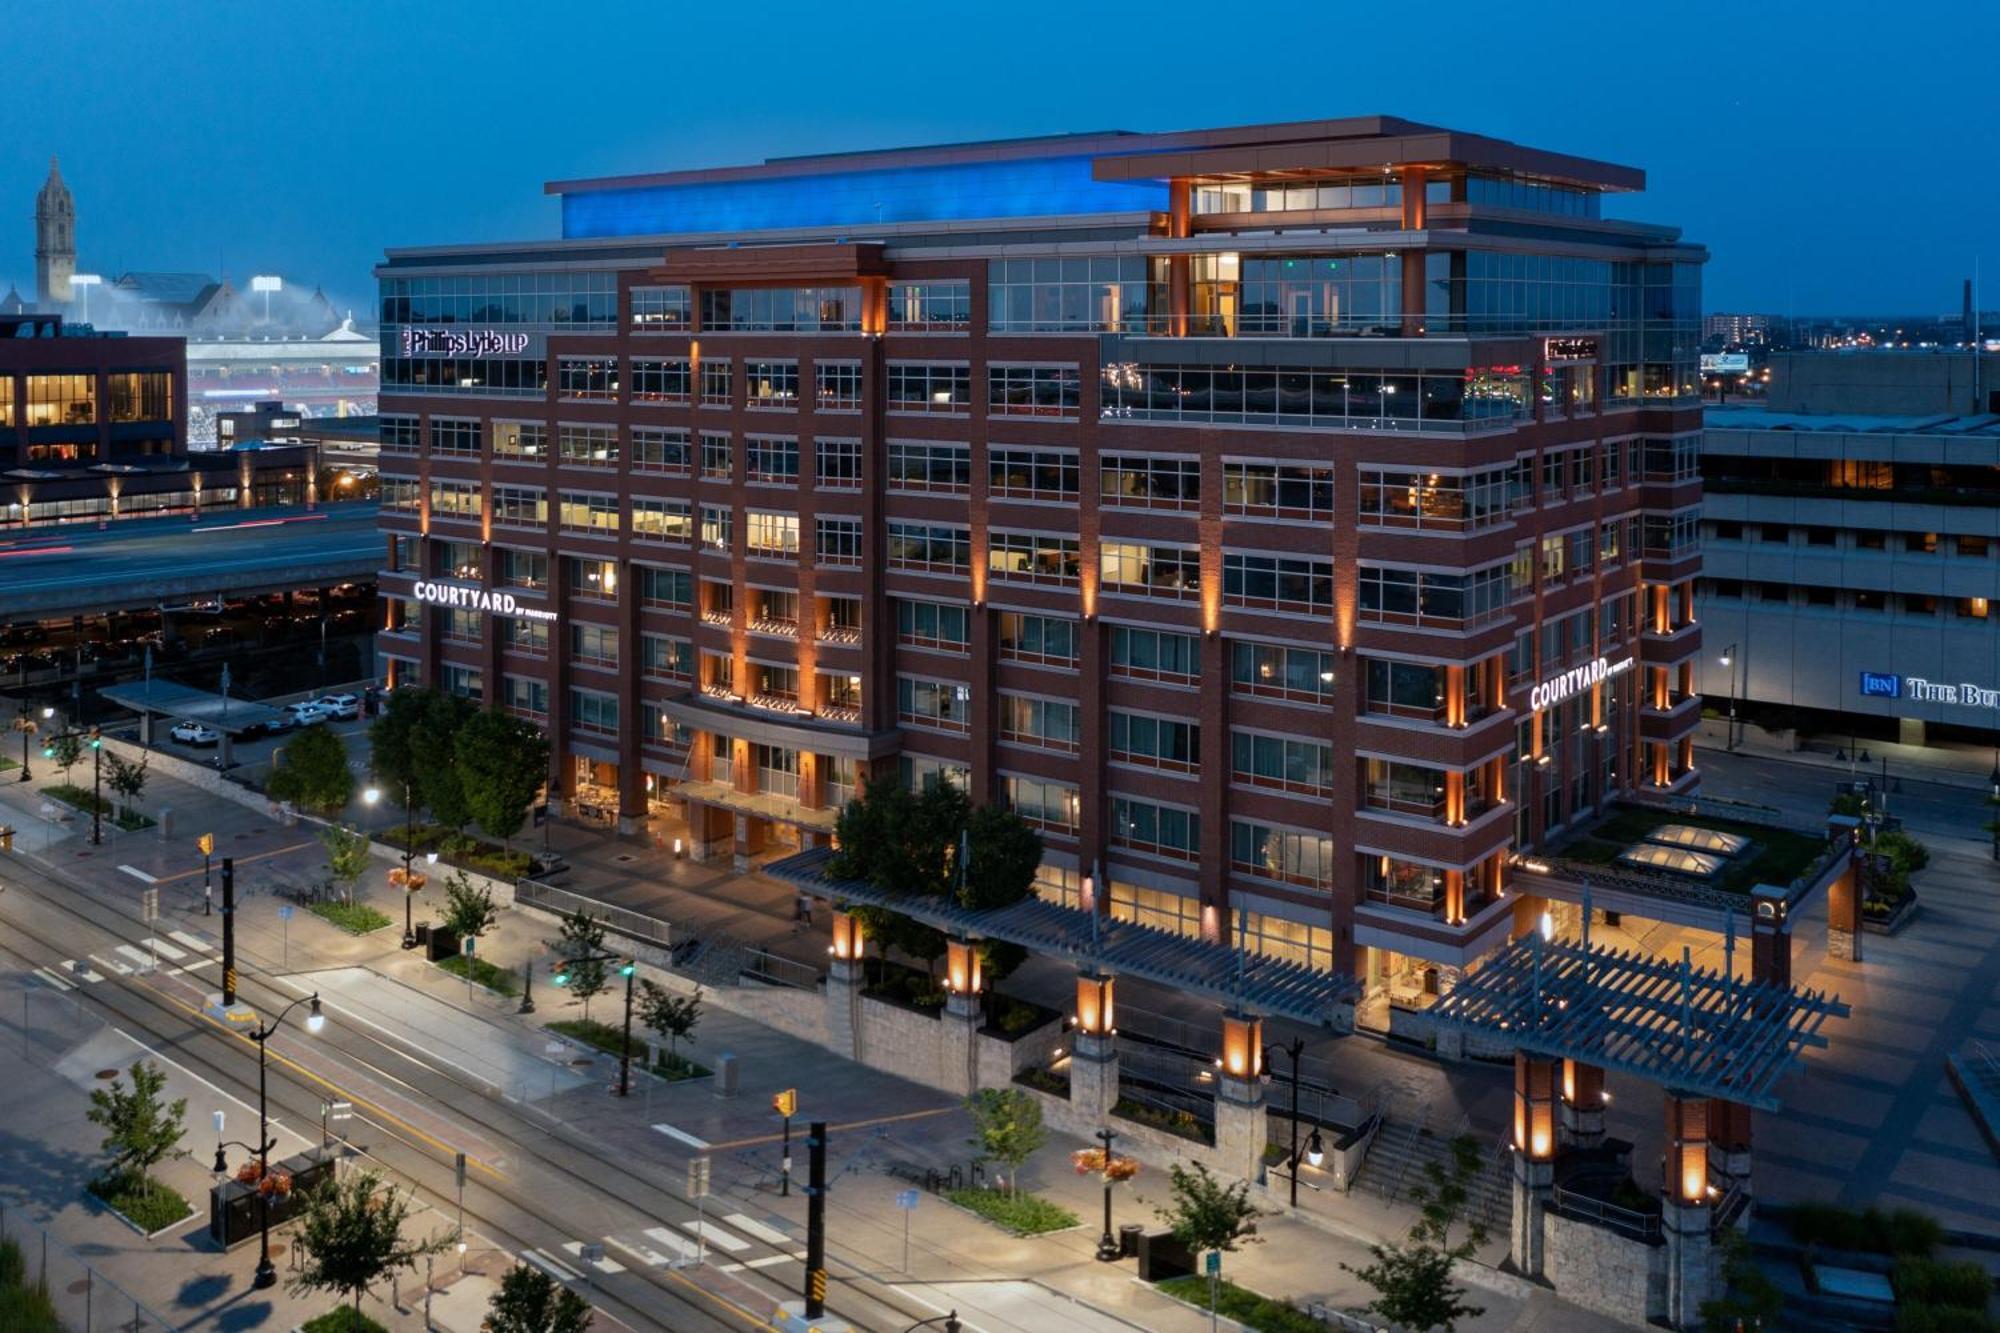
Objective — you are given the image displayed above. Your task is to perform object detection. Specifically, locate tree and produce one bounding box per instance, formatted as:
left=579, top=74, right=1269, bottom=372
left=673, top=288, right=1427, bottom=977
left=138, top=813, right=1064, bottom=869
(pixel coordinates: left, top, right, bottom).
left=1344, top=1133, right=1489, bottom=1332
left=440, top=870, right=498, bottom=941
left=1698, top=1228, right=1783, bottom=1333
left=103, top=750, right=149, bottom=820
left=552, top=909, right=608, bottom=1019
left=290, top=1169, right=453, bottom=1331
left=85, top=1060, right=188, bottom=1199
left=484, top=1262, right=594, bottom=1333
left=413, top=692, right=475, bottom=830
left=964, top=1088, right=1046, bottom=1196
left=321, top=823, right=372, bottom=905
left=455, top=707, right=550, bottom=843
left=48, top=731, right=81, bottom=783
left=368, top=688, right=429, bottom=800
left=268, top=725, right=356, bottom=815
left=961, top=802, right=1042, bottom=910
left=1157, top=1161, right=1264, bottom=1325
left=637, top=981, right=701, bottom=1062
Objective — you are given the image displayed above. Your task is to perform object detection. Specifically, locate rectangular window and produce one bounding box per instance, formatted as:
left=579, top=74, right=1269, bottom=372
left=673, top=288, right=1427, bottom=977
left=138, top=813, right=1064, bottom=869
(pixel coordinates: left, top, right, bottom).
left=749, top=660, right=799, bottom=704
left=1356, top=563, right=1510, bottom=628
left=503, top=675, right=549, bottom=719
left=1364, top=854, right=1446, bottom=915
left=497, top=548, right=548, bottom=590
left=1109, top=797, right=1200, bottom=861
left=998, top=612, right=1078, bottom=667
left=380, top=478, right=421, bottom=512
left=988, top=531, right=1080, bottom=585
left=989, top=448, right=1079, bottom=501
left=1231, top=821, right=1335, bottom=889
left=815, top=438, right=862, bottom=488
left=569, top=689, right=619, bottom=735
left=442, top=666, right=484, bottom=701
left=745, top=360, right=800, bottom=409
left=630, top=426, right=690, bottom=474
left=989, top=364, right=1081, bottom=417
left=815, top=515, right=863, bottom=567
left=490, top=486, right=547, bottom=529
left=642, top=633, right=693, bottom=681
left=638, top=566, right=691, bottom=609
left=1231, top=642, right=1335, bottom=703
left=631, top=358, right=691, bottom=404
left=1108, top=625, right=1199, bottom=684
left=887, top=280, right=971, bottom=331
left=751, top=589, right=799, bottom=633
left=631, top=497, right=692, bottom=543
left=501, top=617, right=548, bottom=656
left=428, top=418, right=481, bottom=456
left=700, top=286, right=861, bottom=332
left=1000, top=694, right=1082, bottom=753
left=887, top=522, right=970, bottom=574
left=746, top=511, right=799, bottom=560
left=1099, top=543, right=1201, bottom=599
left=630, top=285, right=691, bottom=333
left=1228, top=462, right=1337, bottom=521
left=428, top=480, right=482, bottom=521
left=699, top=360, right=732, bottom=407
left=1233, top=731, right=1335, bottom=796
left=988, top=256, right=1150, bottom=333
left=886, top=363, right=971, bottom=414
left=745, top=436, right=800, bottom=485
left=1109, top=711, right=1199, bottom=772
left=441, top=608, right=482, bottom=644
left=887, top=441, right=972, bottom=494
left=700, top=433, right=732, bottom=480
left=566, top=556, right=618, bottom=601
left=570, top=622, right=619, bottom=668
left=1363, top=758, right=1448, bottom=819
left=897, top=677, right=971, bottom=733
left=896, top=599, right=970, bottom=652
left=1357, top=467, right=1509, bottom=531
left=106, top=372, right=173, bottom=423
left=1223, top=553, right=1335, bottom=614
left=700, top=504, right=733, bottom=552
left=491, top=420, right=547, bottom=462
left=815, top=363, right=863, bottom=411
left=380, top=415, right=420, bottom=454
left=1101, top=454, right=1201, bottom=510
left=558, top=491, right=620, bottom=537
left=1363, top=659, right=1449, bottom=721
left=557, top=424, right=618, bottom=467
left=23, top=374, right=95, bottom=425
left=1002, top=775, right=1078, bottom=835
left=557, top=357, right=618, bottom=401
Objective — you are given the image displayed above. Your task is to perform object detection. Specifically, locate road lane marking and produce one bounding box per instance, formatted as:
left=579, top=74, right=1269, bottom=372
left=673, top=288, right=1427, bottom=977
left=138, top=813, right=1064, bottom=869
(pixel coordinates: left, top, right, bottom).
left=143, top=936, right=187, bottom=961
left=719, top=1254, right=796, bottom=1273
left=32, top=967, right=74, bottom=991
left=88, top=953, right=133, bottom=976
left=722, top=1213, right=790, bottom=1246
left=678, top=1219, right=748, bottom=1252
left=650, top=1122, right=710, bottom=1150
left=606, top=1235, right=679, bottom=1268
left=641, top=1227, right=700, bottom=1263
left=113, top=944, right=158, bottom=971
left=167, top=930, right=213, bottom=953
left=62, top=959, right=105, bottom=983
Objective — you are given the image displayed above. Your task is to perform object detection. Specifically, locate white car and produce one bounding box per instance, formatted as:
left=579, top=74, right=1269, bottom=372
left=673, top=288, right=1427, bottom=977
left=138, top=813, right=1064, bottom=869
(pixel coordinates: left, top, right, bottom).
left=314, top=693, right=361, bottom=721
left=170, top=720, right=220, bottom=746
left=284, top=701, right=330, bottom=726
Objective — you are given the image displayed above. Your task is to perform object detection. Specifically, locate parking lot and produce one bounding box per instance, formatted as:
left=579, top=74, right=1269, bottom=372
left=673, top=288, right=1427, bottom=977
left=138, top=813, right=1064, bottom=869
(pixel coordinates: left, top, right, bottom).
left=146, top=692, right=374, bottom=784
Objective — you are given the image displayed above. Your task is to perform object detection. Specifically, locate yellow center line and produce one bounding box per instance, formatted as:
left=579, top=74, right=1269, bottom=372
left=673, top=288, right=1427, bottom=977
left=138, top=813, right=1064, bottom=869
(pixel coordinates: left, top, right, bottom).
left=705, top=1104, right=956, bottom=1152
left=152, top=840, right=318, bottom=885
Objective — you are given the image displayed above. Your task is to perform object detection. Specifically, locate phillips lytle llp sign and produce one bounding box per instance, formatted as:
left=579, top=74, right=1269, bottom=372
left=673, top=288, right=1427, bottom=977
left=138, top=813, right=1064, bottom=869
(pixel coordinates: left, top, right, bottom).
left=1529, top=654, right=1634, bottom=712
left=412, top=580, right=558, bottom=623
left=397, top=328, right=531, bottom=358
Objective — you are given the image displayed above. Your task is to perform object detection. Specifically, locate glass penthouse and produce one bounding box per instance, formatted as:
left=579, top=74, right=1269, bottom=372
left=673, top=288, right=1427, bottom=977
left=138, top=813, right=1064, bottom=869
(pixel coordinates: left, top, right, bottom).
left=375, top=115, right=1704, bottom=1011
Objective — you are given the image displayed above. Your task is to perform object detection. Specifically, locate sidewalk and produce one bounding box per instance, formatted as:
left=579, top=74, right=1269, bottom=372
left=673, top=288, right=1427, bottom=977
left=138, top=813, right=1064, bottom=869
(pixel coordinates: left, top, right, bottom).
left=1695, top=716, right=2000, bottom=793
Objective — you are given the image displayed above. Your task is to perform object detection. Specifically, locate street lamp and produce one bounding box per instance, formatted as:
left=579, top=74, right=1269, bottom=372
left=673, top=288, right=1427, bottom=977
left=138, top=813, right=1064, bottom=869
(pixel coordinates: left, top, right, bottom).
left=365, top=781, right=423, bottom=949
left=1094, top=1127, right=1123, bottom=1262
left=88, top=726, right=102, bottom=845
left=1265, top=1037, right=1324, bottom=1209
left=211, top=993, right=324, bottom=1290
left=11, top=703, right=38, bottom=782
left=553, top=950, right=639, bottom=1095
left=1718, top=644, right=1739, bottom=753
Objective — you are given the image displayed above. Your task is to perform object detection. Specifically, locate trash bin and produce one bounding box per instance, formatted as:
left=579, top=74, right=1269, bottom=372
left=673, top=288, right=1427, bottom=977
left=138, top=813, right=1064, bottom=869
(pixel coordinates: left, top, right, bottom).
left=715, top=1052, right=738, bottom=1098
left=1119, top=1223, right=1144, bottom=1259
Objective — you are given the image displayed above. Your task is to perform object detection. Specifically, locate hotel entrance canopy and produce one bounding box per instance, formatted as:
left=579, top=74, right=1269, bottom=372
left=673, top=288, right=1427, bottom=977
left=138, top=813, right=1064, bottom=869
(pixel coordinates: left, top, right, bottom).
left=766, top=846, right=1359, bottom=1027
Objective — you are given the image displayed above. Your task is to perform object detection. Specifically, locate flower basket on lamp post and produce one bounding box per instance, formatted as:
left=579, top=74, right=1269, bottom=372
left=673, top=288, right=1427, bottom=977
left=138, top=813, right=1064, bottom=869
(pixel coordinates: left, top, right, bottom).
left=1074, top=1133, right=1140, bottom=1261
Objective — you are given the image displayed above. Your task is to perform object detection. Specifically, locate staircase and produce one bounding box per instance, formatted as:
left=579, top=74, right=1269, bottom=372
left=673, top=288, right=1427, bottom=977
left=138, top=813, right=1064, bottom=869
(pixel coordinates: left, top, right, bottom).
left=1352, top=1109, right=1511, bottom=1238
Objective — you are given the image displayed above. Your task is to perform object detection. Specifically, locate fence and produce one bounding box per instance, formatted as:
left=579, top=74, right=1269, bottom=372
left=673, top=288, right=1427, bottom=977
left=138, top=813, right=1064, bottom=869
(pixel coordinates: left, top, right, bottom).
left=1549, top=1184, right=1662, bottom=1243
left=0, top=1199, right=178, bottom=1333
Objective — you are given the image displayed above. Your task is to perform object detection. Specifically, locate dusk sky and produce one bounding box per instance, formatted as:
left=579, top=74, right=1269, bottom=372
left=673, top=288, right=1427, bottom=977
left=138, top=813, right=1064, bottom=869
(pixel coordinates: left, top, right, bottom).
left=4, top=0, right=1993, bottom=318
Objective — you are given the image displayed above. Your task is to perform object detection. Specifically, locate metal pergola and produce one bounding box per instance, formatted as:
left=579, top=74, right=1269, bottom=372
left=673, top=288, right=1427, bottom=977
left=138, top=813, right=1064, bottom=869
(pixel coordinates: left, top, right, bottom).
left=765, top=846, right=1360, bottom=1027
left=1429, top=931, right=1849, bottom=1109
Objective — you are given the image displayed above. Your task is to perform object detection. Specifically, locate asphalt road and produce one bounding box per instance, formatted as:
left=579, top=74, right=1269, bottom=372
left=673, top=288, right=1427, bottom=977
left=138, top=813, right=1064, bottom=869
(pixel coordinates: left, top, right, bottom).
left=1698, top=746, right=1991, bottom=843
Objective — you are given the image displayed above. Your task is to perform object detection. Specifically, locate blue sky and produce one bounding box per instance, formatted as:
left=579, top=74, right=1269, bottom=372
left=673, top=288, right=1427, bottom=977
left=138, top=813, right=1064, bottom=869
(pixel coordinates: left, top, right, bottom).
left=3, top=0, right=1993, bottom=316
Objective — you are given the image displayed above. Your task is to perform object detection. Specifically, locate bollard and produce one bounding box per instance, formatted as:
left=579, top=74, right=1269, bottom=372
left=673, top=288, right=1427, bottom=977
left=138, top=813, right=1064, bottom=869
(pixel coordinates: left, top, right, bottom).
left=715, top=1052, right=738, bottom=1098
left=158, top=807, right=174, bottom=840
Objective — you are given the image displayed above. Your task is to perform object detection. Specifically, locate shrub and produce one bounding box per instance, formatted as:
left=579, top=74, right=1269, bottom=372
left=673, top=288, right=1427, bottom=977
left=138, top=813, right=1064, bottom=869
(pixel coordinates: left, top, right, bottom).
left=309, top=901, right=393, bottom=935
left=943, top=1186, right=1078, bottom=1236
left=1156, top=1276, right=1326, bottom=1333
left=301, top=1309, right=391, bottom=1333
left=438, top=954, right=517, bottom=996
left=89, top=1171, right=193, bottom=1233
left=1787, top=1202, right=1941, bottom=1257
left=1895, top=1258, right=1994, bottom=1309
left=0, top=1238, right=62, bottom=1333
left=997, top=1001, right=1043, bottom=1035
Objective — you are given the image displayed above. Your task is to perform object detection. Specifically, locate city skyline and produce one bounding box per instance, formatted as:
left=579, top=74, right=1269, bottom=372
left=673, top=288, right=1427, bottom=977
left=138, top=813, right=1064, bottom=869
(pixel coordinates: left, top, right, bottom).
left=3, top=0, right=1995, bottom=317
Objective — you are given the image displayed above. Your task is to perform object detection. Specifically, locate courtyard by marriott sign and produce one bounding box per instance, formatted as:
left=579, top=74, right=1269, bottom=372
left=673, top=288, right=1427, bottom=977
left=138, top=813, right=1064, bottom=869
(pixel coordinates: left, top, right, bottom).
left=1859, top=672, right=2000, bottom=709
left=1529, top=655, right=1634, bottom=711
left=397, top=328, right=531, bottom=358
left=412, top=580, right=557, bottom=623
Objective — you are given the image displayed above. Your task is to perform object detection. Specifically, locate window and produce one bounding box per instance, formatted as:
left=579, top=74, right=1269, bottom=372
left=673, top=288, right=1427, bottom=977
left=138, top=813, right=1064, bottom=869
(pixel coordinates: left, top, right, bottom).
left=569, top=689, right=619, bottom=735
left=1000, top=694, right=1081, bottom=753
left=638, top=566, right=691, bottom=609
left=1904, top=532, right=1939, bottom=555
left=570, top=622, right=620, bottom=668
left=816, top=515, right=863, bottom=567
left=815, top=438, right=861, bottom=488
left=491, top=420, right=546, bottom=462
left=105, top=372, right=170, bottom=422
left=1364, top=854, right=1446, bottom=914
left=566, top=557, right=619, bottom=600
left=441, top=608, right=482, bottom=644
left=501, top=617, right=548, bottom=655
left=699, top=360, right=733, bottom=406
left=1109, top=625, right=1199, bottom=684
left=1356, top=563, right=1510, bottom=628
left=1641, top=436, right=1701, bottom=482
left=1805, top=525, right=1838, bottom=548
left=1760, top=524, right=1790, bottom=545
left=1109, top=711, right=1199, bottom=772
left=700, top=286, right=861, bottom=332
left=700, top=504, right=733, bottom=552
left=887, top=441, right=972, bottom=493
left=1364, top=659, right=1449, bottom=720
left=490, top=486, right=547, bottom=529
left=381, top=478, right=420, bottom=512
left=630, top=285, right=691, bottom=333
left=380, top=415, right=420, bottom=454
left=1231, top=642, right=1335, bottom=703
left=1002, top=775, right=1078, bottom=835
left=887, top=280, right=971, bottom=331
left=642, top=634, right=693, bottom=681
left=746, top=511, right=799, bottom=560
left=428, top=480, right=482, bottom=521
left=998, top=612, right=1078, bottom=667
left=988, top=256, right=1149, bottom=333
left=442, top=666, right=484, bottom=701
left=887, top=521, right=970, bottom=574
left=822, top=596, right=862, bottom=643
left=1102, top=455, right=1200, bottom=510
left=745, top=437, right=800, bottom=484
left=1100, top=363, right=1529, bottom=431
left=497, top=548, right=548, bottom=590
left=1958, top=535, right=1992, bottom=558
left=896, top=599, right=970, bottom=652
left=426, top=418, right=480, bottom=456
left=886, top=363, right=971, bottom=413
left=751, top=588, right=799, bottom=632
left=989, top=448, right=1079, bottom=501
left=557, top=356, right=618, bottom=401
left=1099, top=543, right=1200, bottom=598
left=1956, top=596, right=1991, bottom=619
left=632, top=426, right=690, bottom=474
left=1902, top=594, right=1938, bottom=615
left=1230, top=462, right=1338, bottom=521
left=1110, top=797, right=1200, bottom=861
left=631, top=358, right=690, bottom=404
left=1232, top=822, right=1335, bottom=889
left=1357, top=467, right=1509, bottom=531
left=749, top=661, right=799, bottom=704
left=897, top=677, right=971, bottom=733
left=745, top=360, right=800, bottom=409
left=700, top=433, right=733, bottom=480
left=989, top=364, right=1081, bottom=417
left=558, top=491, right=620, bottom=536
left=23, top=374, right=94, bottom=425
left=1363, top=759, right=1447, bottom=819
left=816, top=362, right=862, bottom=411
left=988, top=531, right=1080, bottom=584
left=503, top=675, right=549, bottom=719
left=558, top=424, right=618, bottom=466
left=1223, top=553, right=1335, bottom=614
left=631, top=498, right=692, bottom=544
left=1233, top=731, right=1335, bottom=796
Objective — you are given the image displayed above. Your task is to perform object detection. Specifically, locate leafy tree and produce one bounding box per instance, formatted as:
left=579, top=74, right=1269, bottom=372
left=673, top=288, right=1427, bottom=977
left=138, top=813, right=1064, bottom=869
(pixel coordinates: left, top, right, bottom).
left=48, top=731, right=82, bottom=783
left=413, top=692, right=475, bottom=831
left=321, top=823, right=373, bottom=905
left=1345, top=1133, right=1489, bottom=1332
left=961, top=802, right=1043, bottom=910
left=290, top=1169, right=453, bottom=1331
left=484, top=1262, right=594, bottom=1333
left=636, top=981, right=701, bottom=1061
left=367, top=688, right=430, bottom=801
left=1157, top=1161, right=1265, bottom=1326
left=440, top=870, right=498, bottom=941
left=268, top=725, right=355, bottom=815
left=964, top=1088, right=1047, bottom=1196
left=103, top=750, right=149, bottom=820
left=552, top=909, right=609, bottom=1019
left=455, top=707, right=550, bottom=843
left=85, top=1061, right=188, bottom=1199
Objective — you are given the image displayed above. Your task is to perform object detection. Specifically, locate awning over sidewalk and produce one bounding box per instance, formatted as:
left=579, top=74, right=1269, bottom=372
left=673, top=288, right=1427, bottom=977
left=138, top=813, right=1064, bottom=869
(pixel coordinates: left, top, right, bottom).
left=765, top=845, right=1360, bottom=1027
left=99, top=680, right=287, bottom=734
left=676, top=779, right=838, bottom=833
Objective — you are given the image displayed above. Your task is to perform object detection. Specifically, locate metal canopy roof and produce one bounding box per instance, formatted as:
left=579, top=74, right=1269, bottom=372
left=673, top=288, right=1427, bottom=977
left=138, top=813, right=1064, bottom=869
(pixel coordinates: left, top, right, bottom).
left=1429, top=932, right=1848, bottom=1109
left=99, top=680, right=287, bottom=733
left=766, top=846, right=1359, bottom=1026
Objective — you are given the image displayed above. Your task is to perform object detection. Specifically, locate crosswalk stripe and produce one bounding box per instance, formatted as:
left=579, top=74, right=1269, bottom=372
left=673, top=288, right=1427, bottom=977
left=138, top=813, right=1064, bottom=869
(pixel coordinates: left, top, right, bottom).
left=143, top=937, right=187, bottom=962
left=650, top=1122, right=710, bottom=1150
left=606, top=1236, right=679, bottom=1268
left=519, top=1250, right=581, bottom=1283
left=32, top=968, right=74, bottom=992
left=167, top=931, right=212, bottom=954
left=640, top=1227, right=700, bottom=1263
left=114, top=944, right=158, bottom=970
left=559, top=1241, right=626, bottom=1274
left=90, top=954, right=133, bottom=977
left=118, top=865, right=158, bottom=884
left=722, top=1213, right=791, bottom=1246
left=61, top=960, right=104, bottom=984
left=678, top=1219, right=748, bottom=1253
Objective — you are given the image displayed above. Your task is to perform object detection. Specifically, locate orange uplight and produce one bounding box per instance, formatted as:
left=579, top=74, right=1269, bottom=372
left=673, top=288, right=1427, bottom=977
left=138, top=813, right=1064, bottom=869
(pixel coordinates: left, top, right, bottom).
left=1076, top=975, right=1115, bottom=1035
left=1221, top=1013, right=1262, bottom=1079
left=945, top=939, right=982, bottom=996
left=1514, top=1054, right=1556, bottom=1160
left=1667, top=1097, right=1709, bottom=1203
left=830, top=911, right=864, bottom=961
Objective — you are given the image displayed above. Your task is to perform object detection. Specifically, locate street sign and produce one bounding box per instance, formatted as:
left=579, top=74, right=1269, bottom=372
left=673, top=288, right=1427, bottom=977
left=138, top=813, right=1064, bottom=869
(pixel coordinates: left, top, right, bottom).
left=1206, top=1250, right=1221, bottom=1276
left=142, top=888, right=159, bottom=921
left=773, top=1088, right=797, bottom=1118
left=327, top=1101, right=353, bottom=1122
left=455, top=1151, right=467, bottom=1190
left=197, top=833, right=215, bottom=856
left=277, top=904, right=294, bottom=921
left=687, top=1155, right=711, bottom=1199
left=895, top=1189, right=920, bottom=1211
left=461, top=935, right=476, bottom=956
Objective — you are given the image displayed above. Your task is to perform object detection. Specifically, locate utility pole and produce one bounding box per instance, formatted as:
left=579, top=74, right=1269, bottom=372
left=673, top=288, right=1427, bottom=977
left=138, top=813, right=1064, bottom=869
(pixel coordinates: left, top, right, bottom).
left=804, top=1120, right=828, bottom=1320
left=221, top=856, right=237, bottom=1007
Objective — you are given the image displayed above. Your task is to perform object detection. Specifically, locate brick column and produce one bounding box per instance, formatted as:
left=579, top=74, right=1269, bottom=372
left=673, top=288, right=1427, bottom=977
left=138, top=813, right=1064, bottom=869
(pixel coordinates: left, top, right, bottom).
left=1749, top=885, right=1791, bottom=988
left=1559, top=1059, right=1606, bottom=1148
left=1662, top=1093, right=1714, bottom=1328
left=1510, top=1052, right=1559, bottom=1278
left=1707, top=1097, right=1753, bottom=1204
left=1826, top=847, right=1864, bottom=962
left=941, top=939, right=983, bottom=1096
left=1070, top=974, right=1118, bottom=1121
left=1213, top=1012, right=1267, bottom=1185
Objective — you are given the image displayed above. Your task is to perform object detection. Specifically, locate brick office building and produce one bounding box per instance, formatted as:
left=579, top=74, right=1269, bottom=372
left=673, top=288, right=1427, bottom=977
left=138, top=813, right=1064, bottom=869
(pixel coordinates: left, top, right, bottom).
left=375, top=116, right=1704, bottom=1007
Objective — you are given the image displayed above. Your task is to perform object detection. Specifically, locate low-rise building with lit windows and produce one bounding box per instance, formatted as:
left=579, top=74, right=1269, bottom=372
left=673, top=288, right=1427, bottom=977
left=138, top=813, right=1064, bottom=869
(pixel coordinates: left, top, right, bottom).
left=374, top=116, right=1705, bottom=1022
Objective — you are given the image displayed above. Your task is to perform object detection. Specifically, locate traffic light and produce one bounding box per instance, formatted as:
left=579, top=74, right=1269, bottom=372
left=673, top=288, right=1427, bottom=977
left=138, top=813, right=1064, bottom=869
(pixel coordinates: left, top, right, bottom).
left=619, top=960, right=636, bottom=977
left=41, top=745, right=52, bottom=759
left=89, top=728, right=100, bottom=749
left=552, top=970, right=571, bottom=987
left=773, top=1088, right=797, bottom=1118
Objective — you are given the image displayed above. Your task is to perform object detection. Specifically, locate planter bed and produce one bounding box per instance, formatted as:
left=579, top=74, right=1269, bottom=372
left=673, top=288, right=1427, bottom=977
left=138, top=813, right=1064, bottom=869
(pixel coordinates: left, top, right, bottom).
left=1863, top=892, right=1919, bottom=935
left=545, top=1018, right=712, bottom=1082
left=44, top=784, right=155, bottom=831
left=1154, top=1275, right=1330, bottom=1333
left=437, top=954, right=518, bottom=995
left=88, top=1172, right=194, bottom=1237
left=308, top=901, right=393, bottom=935
left=940, top=1186, right=1080, bottom=1237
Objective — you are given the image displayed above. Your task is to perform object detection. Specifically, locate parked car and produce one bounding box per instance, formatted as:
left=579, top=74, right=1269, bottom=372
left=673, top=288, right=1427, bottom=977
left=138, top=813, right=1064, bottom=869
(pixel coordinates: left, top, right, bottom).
left=170, top=720, right=221, bottom=747
left=314, top=693, right=361, bottom=721
left=284, top=701, right=330, bottom=726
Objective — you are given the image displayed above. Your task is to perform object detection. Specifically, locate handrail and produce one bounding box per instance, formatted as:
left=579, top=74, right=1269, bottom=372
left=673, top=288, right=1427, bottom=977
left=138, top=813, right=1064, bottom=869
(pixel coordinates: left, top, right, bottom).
left=1549, top=1184, right=1663, bottom=1242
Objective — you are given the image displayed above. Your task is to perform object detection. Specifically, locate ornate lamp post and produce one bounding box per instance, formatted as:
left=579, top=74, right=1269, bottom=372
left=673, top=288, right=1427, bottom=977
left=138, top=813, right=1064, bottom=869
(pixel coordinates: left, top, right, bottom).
left=1075, top=1129, right=1139, bottom=1261
left=211, top=993, right=325, bottom=1289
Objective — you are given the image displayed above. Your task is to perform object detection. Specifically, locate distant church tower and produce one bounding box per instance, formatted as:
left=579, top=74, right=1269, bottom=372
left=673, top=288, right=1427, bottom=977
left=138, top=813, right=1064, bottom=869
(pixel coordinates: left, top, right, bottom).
left=35, top=156, right=75, bottom=308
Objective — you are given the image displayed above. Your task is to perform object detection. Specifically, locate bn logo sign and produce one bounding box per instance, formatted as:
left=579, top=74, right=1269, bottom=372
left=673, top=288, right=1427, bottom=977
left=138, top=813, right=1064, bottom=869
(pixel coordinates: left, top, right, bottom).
left=1858, top=672, right=1901, bottom=700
